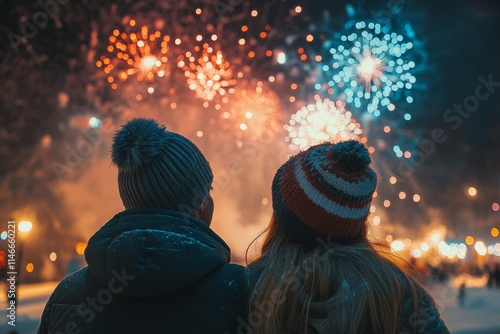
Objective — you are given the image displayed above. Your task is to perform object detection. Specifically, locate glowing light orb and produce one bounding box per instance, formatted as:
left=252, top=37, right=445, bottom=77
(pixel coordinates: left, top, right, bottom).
left=18, top=220, right=32, bottom=233
left=277, top=51, right=287, bottom=64
left=467, top=186, right=477, bottom=197
left=97, top=22, right=169, bottom=89
left=474, top=241, right=487, bottom=256
left=75, top=242, right=87, bottom=255
left=286, top=98, right=363, bottom=151
left=177, top=44, right=236, bottom=102
left=229, top=85, right=282, bottom=139
left=26, top=263, right=34, bottom=273
left=89, top=117, right=102, bottom=129
left=326, top=21, right=416, bottom=116
left=391, top=240, right=405, bottom=252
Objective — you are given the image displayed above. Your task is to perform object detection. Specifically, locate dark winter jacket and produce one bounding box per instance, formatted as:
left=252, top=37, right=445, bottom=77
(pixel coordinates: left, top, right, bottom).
left=38, top=208, right=247, bottom=334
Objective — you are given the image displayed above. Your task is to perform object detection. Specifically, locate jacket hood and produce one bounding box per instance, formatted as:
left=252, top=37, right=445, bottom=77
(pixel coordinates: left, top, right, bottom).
left=85, top=208, right=231, bottom=298
left=307, top=279, right=362, bottom=333
left=307, top=279, right=448, bottom=334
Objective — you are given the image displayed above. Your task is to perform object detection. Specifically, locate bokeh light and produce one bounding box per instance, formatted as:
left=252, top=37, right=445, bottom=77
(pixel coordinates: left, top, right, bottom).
left=26, top=262, right=34, bottom=273
left=89, top=117, right=102, bottom=129
left=391, top=240, right=405, bottom=251
left=474, top=241, right=487, bottom=256
left=18, top=220, right=33, bottom=233
left=276, top=51, right=287, bottom=64
left=75, top=242, right=87, bottom=256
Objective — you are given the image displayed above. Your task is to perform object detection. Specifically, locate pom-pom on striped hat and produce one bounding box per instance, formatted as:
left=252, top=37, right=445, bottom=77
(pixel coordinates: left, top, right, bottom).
left=111, top=118, right=213, bottom=215
left=272, top=140, right=377, bottom=245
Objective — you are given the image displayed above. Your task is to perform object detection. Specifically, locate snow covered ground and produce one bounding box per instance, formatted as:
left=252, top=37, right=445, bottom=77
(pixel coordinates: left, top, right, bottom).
left=0, top=276, right=499, bottom=333
left=0, top=281, right=57, bottom=333
left=429, top=275, right=500, bottom=334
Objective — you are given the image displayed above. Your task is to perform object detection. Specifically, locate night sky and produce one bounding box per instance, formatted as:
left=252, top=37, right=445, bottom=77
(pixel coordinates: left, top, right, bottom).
left=0, top=0, right=499, bottom=281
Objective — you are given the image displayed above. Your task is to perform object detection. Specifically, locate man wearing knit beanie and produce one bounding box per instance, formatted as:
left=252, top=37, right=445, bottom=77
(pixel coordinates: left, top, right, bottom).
left=39, top=118, right=246, bottom=334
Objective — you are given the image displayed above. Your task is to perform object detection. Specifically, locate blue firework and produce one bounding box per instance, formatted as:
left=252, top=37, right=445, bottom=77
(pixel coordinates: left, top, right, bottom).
left=325, top=21, right=416, bottom=116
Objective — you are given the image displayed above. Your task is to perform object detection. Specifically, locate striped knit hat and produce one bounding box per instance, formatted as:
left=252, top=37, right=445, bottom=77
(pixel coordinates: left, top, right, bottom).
left=111, top=118, right=213, bottom=215
left=272, top=140, right=377, bottom=245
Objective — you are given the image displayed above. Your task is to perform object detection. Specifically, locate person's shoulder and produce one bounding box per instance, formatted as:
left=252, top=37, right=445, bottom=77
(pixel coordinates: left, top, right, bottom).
left=183, top=262, right=247, bottom=305
left=201, top=262, right=246, bottom=291
left=48, top=267, right=99, bottom=305
left=217, top=262, right=246, bottom=275
left=395, top=269, right=451, bottom=333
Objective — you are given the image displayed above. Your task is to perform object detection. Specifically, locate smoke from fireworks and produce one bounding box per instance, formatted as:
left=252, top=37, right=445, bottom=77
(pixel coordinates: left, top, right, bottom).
left=286, top=98, right=363, bottom=151
left=96, top=20, right=170, bottom=90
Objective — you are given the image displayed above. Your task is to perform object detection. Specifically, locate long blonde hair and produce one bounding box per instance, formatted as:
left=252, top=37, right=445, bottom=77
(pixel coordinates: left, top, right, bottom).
left=247, top=215, right=420, bottom=334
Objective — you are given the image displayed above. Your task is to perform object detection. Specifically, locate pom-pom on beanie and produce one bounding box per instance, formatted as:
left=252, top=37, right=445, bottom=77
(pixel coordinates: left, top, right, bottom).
left=112, top=118, right=213, bottom=215
left=272, top=140, right=377, bottom=245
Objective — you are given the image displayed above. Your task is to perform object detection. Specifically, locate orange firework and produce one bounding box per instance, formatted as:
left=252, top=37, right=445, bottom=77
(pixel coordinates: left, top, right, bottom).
left=96, top=20, right=169, bottom=89
left=177, top=44, right=236, bottom=103
left=227, top=84, right=283, bottom=139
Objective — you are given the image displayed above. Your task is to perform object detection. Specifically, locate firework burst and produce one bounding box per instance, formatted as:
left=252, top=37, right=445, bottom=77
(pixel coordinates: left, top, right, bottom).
left=96, top=21, right=170, bottom=90
left=177, top=44, right=237, bottom=105
left=286, top=98, right=363, bottom=151
left=226, top=84, right=283, bottom=139
left=326, top=21, right=416, bottom=116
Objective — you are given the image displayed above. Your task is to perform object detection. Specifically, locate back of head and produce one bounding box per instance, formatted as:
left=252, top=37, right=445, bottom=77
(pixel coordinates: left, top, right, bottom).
left=111, top=118, right=213, bottom=215
left=272, top=139, right=377, bottom=244
left=249, top=140, right=416, bottom=334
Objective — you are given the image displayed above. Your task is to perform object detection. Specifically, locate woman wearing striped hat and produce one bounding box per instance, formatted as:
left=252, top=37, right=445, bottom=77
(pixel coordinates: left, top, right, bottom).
left=246, top=140, right=449, bottom=334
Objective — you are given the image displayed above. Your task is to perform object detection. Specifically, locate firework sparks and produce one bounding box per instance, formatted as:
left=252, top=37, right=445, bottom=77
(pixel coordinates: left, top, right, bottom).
left=326, top=21, right=416, bottom=116
left=97, top=21, right=169, bottom=89
left=177, top=44, right=236, bottom=104
left=226, top=84, right=283, bottom=139
left=286, top=98, right=363, bottom=151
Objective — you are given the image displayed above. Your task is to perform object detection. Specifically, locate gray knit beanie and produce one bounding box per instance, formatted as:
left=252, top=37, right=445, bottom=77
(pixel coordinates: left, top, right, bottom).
left=111, top=118, right=213, bottom=215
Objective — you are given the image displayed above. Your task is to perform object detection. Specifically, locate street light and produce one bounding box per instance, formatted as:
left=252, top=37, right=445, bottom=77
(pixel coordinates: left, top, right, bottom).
left=18, top=221, right=32, bottom=233
left=17, top=221, right=33, bottom=270
left=9, top=220, right=33, bottom=307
